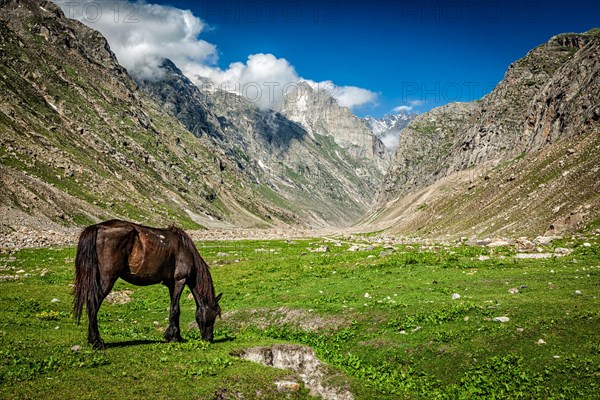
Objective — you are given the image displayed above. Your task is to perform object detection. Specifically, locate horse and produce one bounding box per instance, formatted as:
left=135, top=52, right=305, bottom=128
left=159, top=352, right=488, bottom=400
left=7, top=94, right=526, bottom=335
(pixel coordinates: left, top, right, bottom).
left=73, top=219, right=222, bottom=349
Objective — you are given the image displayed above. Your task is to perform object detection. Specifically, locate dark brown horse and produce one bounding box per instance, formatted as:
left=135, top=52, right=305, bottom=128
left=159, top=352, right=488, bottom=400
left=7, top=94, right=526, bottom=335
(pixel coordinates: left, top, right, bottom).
left=73, top=219, right=222, bottom=349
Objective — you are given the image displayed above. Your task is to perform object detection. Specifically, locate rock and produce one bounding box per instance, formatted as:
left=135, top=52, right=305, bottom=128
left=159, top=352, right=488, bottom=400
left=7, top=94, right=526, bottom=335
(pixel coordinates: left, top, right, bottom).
left=534, top=236, right=561, bottom=245
left=493, top=316, right=510, bottom=323
left=51, top=298, right=60, bottom=303
left=515, top=253, right=553, bottom=259
left=311, top=245, right=329, bottom=253
left=476, top=239, right=492, bottom=246
left=216, top=252, right=230, bottom=257
left=508, top=288, right=519, bottom=294
left=347, top=245, right=361, bottom=252
left=477, top=255, right=490, bottom=261
left=451, top=293, right=461, bottom=300
left=487, top=240, right=510, bottom=248
left=554, top=247, right=572, bottom=255
left=515, top=237, right=535, bottom=250
left=536, top=339, right=546, bottom=345
left=516, top=327, right=525, bottom=332
left=364, top=292, right=371, bottom=298
left=583, top=242, right=591, bottom=247
left=71, top=345, right=82, bottom=352
left=275, top=381, right=301, bottom=392
left=575, top=290, right=582, bottom=295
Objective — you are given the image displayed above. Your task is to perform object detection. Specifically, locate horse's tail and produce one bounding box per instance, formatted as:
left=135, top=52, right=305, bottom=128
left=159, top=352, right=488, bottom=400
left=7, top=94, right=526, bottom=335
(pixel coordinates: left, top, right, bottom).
left=73, top=224, right=102, bottom=323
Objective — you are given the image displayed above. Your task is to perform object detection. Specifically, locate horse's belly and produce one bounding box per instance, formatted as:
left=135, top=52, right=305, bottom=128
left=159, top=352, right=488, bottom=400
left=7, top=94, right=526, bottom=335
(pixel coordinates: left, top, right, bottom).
left=125, top=234, right=173, bottom=284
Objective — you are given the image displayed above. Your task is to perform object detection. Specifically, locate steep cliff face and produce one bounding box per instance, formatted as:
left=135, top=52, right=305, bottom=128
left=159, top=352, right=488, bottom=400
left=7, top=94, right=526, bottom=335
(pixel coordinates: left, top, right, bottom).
left=0, top=0, right=295, bottom=232
left=278, top=82, right=389, bottom=171
left=370, top=30, right=600, bottom=237
left=140, top=68, right=389, bottom=226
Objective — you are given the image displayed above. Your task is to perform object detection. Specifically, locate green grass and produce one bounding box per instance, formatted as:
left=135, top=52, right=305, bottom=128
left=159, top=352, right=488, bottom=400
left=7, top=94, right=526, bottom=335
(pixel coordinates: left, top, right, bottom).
left=1, top=238, right=600, bottom=398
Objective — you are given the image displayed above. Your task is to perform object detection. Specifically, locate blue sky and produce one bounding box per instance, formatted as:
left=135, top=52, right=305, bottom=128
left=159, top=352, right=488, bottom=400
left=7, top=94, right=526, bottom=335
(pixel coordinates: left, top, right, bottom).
left=56, top=0, right=599, bottom=117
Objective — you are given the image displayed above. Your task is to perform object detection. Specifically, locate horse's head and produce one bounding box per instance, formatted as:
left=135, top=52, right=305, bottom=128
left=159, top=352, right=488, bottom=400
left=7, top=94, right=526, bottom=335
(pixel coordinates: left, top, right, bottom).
left=199, top=293, right=222, bottom=342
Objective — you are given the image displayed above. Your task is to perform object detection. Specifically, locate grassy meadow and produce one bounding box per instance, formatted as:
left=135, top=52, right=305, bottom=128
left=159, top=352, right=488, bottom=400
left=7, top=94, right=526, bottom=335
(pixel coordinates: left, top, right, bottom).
left=1, top=236, right=599, bottom=399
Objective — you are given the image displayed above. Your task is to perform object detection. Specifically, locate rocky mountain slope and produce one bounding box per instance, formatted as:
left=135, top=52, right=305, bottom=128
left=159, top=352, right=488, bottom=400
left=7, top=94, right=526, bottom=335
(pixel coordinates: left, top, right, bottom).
left=139, top=66, right=389, bottom=227
left=366, top=29, right=600, bottom=237
left=0, top=0, right=297, bottom=234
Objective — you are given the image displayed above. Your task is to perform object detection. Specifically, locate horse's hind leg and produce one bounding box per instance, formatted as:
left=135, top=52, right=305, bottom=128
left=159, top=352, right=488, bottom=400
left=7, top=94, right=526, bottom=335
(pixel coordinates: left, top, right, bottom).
left=88, top=273, right=118, bottom=349
left=164, top=279, right=185, bottom=342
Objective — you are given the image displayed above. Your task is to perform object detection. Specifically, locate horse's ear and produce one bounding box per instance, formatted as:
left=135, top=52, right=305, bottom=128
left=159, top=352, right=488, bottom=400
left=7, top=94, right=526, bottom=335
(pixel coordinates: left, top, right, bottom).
left=216, top=293, right=223, bottom=303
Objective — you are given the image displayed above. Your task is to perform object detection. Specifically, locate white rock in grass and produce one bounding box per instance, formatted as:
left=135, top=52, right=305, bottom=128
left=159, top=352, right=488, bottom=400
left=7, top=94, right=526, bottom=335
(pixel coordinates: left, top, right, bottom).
left=583, top=242, right=591, bottom=247
left=575, top=290, right=582, bottom=295
left=451, top=293, right=461, bottom=300
left=51, top=298, right=61, bottom=303
left=71, top=345, right=82, bottom=352
left=537, top=339, right=546, bottom=345
left=364, top=292, right=371, bottom=298
left=493, top=316, right=510, bottom=323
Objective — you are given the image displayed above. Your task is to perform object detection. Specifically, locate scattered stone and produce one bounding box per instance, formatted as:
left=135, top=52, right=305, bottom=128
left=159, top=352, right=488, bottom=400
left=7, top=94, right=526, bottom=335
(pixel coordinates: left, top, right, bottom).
left=347, top=245, right=361, bottom=252
left=275, top=381, right=301, bottom=392
left=216, top=252, right=230, bottom=257
left=516, top=327, right=525, bottom=332
left=488, top=240, right=510, bottom=247
left=364, top=292, right=371, bottom=298
left=411, top=326, right=422, bottom=333
left=537, top=339, right=546, bottom=345
left=71, top=345, right=82, bottom=352
left=493, top=316, right=510, bottom=323
left=51, top=298, right=60, bottom=303
left=105, top=290, right=133, bottom=304
left=476, top=239, right=492, bottom=246
left=566, top=148, right=575, bottom=155
left=477, top=255, right=490, bottom=261
left=515, top=237, right=535, bottom=250
left=463, top=316, right=469, bottom=321
left=508, top=288, right=519, bottom=294
left=575, top=290, right=582, bottom=295
left=583, top=242, right=591, bottom=247
left=515, top=253, right=553, bottom=259
left=554, top=247, right=572, bottom=255
left=451, top=293, right=461, bottom=300
left=534, top=236, right=562, bottom=245
left=16, top=269, right=25, bottom=274
left=311, top=245, right=329, bottom=253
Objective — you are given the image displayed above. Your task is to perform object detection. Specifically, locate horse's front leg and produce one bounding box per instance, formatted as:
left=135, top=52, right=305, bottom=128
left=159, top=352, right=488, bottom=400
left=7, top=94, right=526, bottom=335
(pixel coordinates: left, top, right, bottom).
left=164, top=278, right=185, bottom=342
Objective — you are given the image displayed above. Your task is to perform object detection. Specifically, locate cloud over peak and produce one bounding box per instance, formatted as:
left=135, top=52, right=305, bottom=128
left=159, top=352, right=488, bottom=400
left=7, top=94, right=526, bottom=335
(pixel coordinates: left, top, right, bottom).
left=54, top=0, right=377, bottom=110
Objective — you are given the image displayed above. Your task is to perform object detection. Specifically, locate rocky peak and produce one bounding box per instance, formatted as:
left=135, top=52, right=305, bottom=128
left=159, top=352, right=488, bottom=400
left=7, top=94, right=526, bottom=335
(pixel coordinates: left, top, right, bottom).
left=279, top=81, right=389, bottom=170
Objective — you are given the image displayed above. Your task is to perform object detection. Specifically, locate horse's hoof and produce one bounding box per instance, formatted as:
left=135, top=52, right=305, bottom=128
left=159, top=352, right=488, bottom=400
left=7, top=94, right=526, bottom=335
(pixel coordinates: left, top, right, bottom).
left=91, top=340, right=106, bottom=350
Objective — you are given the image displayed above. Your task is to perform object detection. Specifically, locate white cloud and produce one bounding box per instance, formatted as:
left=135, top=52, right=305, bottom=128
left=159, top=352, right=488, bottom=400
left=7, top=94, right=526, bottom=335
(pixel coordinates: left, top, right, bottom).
left=302, top=80, right=377, bottom=110
left=379, top=131, right=401, bottom=151
left=53, top=0, right=377, bottom=110
left=409, top=100, right=424, bottom=106
left=392, top=105, right=413, bottom=113
left=186, top=53, right=300, bottom=109
left=330, top=84, right=378, bottom=109
left=53, top=0, right=216, bottom=80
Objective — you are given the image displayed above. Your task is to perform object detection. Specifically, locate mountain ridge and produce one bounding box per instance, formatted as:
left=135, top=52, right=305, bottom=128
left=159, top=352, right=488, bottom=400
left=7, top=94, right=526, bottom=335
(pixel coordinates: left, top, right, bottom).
left=366, top=29, right=600, bottom=237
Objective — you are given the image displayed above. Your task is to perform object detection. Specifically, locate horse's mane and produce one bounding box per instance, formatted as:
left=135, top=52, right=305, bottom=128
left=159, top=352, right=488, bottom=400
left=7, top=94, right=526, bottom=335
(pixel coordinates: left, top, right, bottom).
left=171, top=226, right=218, bottom=308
